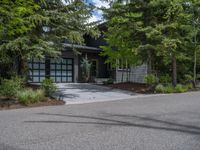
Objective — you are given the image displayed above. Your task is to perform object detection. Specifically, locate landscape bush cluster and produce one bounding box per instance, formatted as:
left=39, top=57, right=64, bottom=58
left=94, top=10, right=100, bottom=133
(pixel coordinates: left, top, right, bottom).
left=0, top=77, right=24, bottom=97
left=41, top=79, right=57, bottom=97
left=155, top=83, right=193, bottom=93
left=0, top=77, right=57, bottom=105
left=16, top=89, right=46, bottom=105
left=144, top=74, right=194, bottom=93
left=144, top=74, right=158, bottom=85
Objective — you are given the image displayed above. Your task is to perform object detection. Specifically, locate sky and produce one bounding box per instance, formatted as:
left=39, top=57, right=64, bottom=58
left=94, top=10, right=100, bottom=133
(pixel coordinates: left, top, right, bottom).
left=86, top=0, right=110, bottom=22
left=62, top=0, right=110, bottom=22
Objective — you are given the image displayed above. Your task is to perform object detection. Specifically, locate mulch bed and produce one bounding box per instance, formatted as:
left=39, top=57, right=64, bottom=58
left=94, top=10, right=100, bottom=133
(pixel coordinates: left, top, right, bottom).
left=0, top=97, right=65, bottom=111
left=107, top=82, right=154, bottom=94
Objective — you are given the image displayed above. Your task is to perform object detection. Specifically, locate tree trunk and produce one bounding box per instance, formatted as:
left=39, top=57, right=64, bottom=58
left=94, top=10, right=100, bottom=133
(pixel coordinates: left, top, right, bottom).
left=18, top=57, right=28, bottom=78
left=128, top=68, right=131, bottom=82
left=121, top=70, right=124, bottom=82
left=172, top=54, right=177, bottom=86
left=194, top=49, right=197, bottom=84
left=193, top=34, right=197, bottom=86
left=147, top=50, right=152, bottom=74
left=126, top=63, right=129, bottom=82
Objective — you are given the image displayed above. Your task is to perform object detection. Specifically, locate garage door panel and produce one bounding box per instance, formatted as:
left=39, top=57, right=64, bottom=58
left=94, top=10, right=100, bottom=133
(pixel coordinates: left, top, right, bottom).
left=67, top=65, right=72, bottom=70
left=28, top=58, right=46, bottom=83
left=56, top=77, right=62, bottom=83
left=50, top=58, right=73, bottom=83
left=50, top=77, right=56, bottom=82
left=29, top=58, right=73, bottom=83
left=67, top=77, right=72, bottom=82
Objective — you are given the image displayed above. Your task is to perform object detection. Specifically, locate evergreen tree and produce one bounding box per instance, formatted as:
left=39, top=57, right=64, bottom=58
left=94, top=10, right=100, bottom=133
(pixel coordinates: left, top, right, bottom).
left=154, top=0, right=191, bottom=86
left=101, top=1, right=144, bottom=70
left=102, top=0, right=199, bottom=85
left=0, top=0, right=98, bottom=77
left=185, top=0, right=200, bottom=84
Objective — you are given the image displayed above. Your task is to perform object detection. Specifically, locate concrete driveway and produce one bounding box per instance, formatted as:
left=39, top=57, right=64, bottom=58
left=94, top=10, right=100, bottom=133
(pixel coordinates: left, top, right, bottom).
left=0, top=92, right=200, bottom=150
left=55, top=83, right=139, bottom=104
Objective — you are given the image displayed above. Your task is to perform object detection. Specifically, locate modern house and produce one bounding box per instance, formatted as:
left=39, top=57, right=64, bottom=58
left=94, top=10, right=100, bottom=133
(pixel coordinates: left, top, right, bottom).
left=28, top=26, right=147, bottom=83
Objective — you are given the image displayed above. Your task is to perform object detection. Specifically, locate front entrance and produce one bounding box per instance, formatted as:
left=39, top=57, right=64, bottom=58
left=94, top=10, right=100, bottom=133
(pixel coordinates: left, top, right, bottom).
left=28, top=58, right=74, bottom=83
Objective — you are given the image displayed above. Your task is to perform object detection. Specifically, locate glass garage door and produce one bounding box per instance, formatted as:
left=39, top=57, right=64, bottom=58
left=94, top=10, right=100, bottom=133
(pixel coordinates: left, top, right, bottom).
left=28, top=58, right=73, bottom=83
left=28, top=58, right=46, bottom=82
left=50, top=58, right=73, bottom=83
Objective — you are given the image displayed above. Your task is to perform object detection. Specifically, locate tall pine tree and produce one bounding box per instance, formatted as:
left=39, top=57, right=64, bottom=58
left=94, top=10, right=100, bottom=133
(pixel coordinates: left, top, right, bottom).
left=0, top=0, right=98, bottom=78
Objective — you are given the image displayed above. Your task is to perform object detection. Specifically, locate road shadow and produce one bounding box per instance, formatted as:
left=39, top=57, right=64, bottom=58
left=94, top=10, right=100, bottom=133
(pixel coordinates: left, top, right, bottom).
left=23, top=112, right=200, bottom=135
left=0, top=142, right=24, bottom=150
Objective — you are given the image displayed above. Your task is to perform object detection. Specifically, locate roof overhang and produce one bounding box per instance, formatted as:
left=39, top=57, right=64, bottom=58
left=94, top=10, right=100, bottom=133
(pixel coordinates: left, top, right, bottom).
left=63, top=43, right=101, bottom=53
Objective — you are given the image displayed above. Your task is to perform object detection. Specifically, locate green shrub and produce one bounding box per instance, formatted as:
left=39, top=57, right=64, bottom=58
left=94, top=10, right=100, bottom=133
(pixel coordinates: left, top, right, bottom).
left=16, top=89, right=46, bottom=105
left=164, top=84, right=174, bottom=93
left=197, top=74, right=200, bottom=80
left=16, top=89, right=32, bottom=105
left=155, top=83, right=192, bottom=94
left=159, top=75, right=171, bottom=84
left=184, top=74, right=193, bottom=82
left=184, top=83, right=193, bottom=91
left=0, top=76, right=24, bottom=97
left=144, top=74, right=158, bottom=85
left=41, top=79, right=57, bottom=97
left=175, top=84, right=187, bottom=93
left=155, top=84, right=165, bottom=93
left=32, top=89, right=46, bottom=103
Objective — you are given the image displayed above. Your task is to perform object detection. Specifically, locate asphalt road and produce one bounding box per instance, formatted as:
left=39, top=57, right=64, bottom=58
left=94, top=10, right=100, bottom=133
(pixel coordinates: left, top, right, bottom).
left=0, top=92, right=200, bottom=150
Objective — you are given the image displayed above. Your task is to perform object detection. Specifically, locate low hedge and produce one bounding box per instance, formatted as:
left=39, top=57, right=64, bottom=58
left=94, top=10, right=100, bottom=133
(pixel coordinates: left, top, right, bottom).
left=155, top=83, right=193, bottom=93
